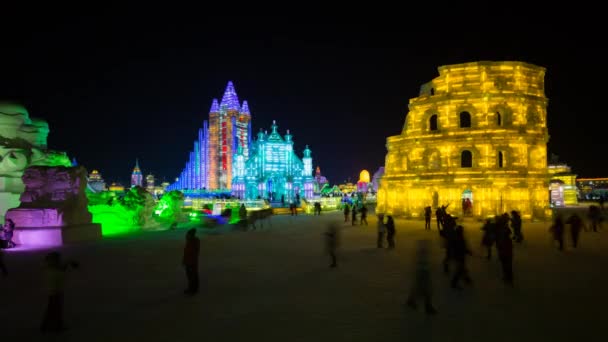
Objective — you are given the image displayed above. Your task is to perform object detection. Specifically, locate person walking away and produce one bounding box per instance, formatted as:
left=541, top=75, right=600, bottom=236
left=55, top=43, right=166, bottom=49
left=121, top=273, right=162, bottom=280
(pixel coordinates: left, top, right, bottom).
left=325, top=223, right=339, bottom=268
left=550, top=216, right=565, bottom=251
left=588, top=205, right=601, bottom=232
left=406, top=240, right=437, bottom=315
left=424, top=206, right=432, bottom=230
left=351, top=206, right=357, bottom=226
left=360, top=205, right=368, bottom=225
left=496, top=226, right=514, bottom=285
left=510, top=211, right=523, bottom=243
left=450, top=225, right=472, bottom=289
left=40, top=252, right=79, bottom=333
left=343, top=203, right=350, bottom=222
left=566, top=213, right=584, bottom=248
left=481, top=218, right=496, bottom=260
left=182, top=228, right=200, bottom=295
left=377, top=214, right=385, bottom=248
left=440, top=215, right=456, bottom=273
left=435, top=207, right=443, bottom=230
left=386, top=215, right=396, bottom=249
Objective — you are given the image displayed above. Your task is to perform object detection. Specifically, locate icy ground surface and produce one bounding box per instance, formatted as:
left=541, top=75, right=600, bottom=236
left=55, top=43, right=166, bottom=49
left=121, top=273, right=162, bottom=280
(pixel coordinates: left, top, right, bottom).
left=1, top=210, right=607, bottom=341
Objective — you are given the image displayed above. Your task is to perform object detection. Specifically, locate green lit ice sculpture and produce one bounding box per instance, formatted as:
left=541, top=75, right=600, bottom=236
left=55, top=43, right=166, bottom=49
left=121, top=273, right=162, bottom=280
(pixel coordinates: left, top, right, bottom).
left=0, top=102, right=71, bottom=221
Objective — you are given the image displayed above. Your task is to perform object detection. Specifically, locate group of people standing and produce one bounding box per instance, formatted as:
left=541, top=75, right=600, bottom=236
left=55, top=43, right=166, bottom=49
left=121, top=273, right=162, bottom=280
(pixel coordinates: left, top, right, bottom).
left=343, top=203, right=368, bottom=226
left=549, top=207, right=602, bottom=251
left=376, top=214, right=395, bottom=249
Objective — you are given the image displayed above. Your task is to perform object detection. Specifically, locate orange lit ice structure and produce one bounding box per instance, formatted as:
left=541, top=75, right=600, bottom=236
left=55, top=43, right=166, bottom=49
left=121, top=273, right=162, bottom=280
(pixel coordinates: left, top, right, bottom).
left=357, top=169, right=371, bottom=193
left=377, top=61, right=550, bottom=219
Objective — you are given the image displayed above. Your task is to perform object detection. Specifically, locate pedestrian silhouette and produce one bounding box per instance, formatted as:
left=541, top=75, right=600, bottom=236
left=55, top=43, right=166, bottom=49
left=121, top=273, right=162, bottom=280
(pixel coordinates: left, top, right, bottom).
left=386, top=215, right=396, bottom=249
left=325, top=223, right=339, bottom=268
left=40, top=252, right=79, bottom=333
left=182, top=229, right=200, bottom=295
left=406, top=240, right=437, bottom=315
left=377, top=214, right=385, bottom=248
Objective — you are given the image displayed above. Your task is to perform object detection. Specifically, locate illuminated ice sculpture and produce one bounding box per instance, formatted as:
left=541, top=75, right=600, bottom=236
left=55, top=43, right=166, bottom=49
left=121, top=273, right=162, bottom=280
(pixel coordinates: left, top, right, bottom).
left=0, top=102, right=72, bottom=221
left=231, top=121, right=314, bottom=201
left=6, top=165, right=102, bottom=246
left=377, top=61, right=550, bottom=219
left=167, top=81, right=251, bottom=191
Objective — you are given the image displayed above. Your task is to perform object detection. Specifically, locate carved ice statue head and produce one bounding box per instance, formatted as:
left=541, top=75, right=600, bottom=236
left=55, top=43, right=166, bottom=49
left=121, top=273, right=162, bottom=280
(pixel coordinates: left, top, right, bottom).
left=0, top=146, right=29, bottom=177
left=19, top=166, right=88, bottom=207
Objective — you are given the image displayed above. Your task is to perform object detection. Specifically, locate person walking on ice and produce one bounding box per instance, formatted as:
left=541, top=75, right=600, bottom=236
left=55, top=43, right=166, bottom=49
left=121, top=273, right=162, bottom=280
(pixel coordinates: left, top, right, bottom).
left=406, top=239, right=437, bottom=315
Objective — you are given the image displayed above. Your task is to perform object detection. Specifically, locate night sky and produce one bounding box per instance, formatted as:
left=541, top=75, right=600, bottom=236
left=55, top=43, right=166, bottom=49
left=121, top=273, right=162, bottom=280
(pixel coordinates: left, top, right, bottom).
left=2, top=10, right=606, bottom=185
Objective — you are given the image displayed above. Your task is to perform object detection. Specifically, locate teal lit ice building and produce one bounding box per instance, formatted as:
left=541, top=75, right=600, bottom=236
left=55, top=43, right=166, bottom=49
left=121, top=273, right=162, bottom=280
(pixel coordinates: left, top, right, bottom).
left=231, top=120, right=314, bottom=201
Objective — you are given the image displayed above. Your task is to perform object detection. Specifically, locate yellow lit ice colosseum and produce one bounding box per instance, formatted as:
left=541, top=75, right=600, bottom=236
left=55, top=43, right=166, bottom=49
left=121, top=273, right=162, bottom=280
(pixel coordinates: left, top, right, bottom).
left=377, top=61, right=550, bottom=220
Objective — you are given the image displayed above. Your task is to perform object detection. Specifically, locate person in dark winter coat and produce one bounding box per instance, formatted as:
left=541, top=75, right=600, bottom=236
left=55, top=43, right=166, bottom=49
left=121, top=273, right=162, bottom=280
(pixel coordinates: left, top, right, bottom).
left=496, top=227, right=514, bottom=285
left=360, top=206, right=368, bottom=225
left=510, top=211, right=523, bottom=243
left=588, top=205, right=601, bottom=232
left=435, top=207, right=443, bottom=230
left=406, top=240, right=437, bottom=315
left=481, top=218, right=496, bottom=260
left=424, top=206, right=432, bottom=230
left=440, top=215, right=456, bottom=273
left=550, top=216, right=565, bottom=251
left=566, top=214, right=585, bottom=248
left=40, top=252, right=79, bottom=333
left=376, top=214, right=385, bottom=248
left=386, top=215, right=396, bottom=249
left=343, top=204, right=350, bottom=223
left=182, top=229, right=200, bottom=295
left=450, top=225, right=472, bottom=289
left=325, top=223, right=339, bottom=268
left=351, top=206, right=357, bottom=226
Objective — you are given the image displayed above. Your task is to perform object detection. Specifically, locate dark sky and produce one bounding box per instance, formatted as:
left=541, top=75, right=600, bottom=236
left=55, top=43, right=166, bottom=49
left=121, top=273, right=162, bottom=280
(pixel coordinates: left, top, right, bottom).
left=2, top=10, right=606, bottom=185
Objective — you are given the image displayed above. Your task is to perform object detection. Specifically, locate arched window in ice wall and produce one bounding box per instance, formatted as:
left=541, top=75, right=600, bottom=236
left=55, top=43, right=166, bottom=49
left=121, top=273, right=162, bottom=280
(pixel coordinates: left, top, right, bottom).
left=498, top=151, right=504, bottom=168
left=459, top=111, right=471, bottom=128
left=429, top=115, right=438, bottom=131
left=461, top=150, right=473, bottom=168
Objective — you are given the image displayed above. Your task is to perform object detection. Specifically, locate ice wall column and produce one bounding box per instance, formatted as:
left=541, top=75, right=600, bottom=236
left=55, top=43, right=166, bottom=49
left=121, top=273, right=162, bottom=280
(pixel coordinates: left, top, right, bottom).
left=302, top=145, right=314, bottom=199
left=6, top=166, right=102, bottom=247
left=231, top=145, right=246, bottom=199
left=0, top=102, right=71, bottom=221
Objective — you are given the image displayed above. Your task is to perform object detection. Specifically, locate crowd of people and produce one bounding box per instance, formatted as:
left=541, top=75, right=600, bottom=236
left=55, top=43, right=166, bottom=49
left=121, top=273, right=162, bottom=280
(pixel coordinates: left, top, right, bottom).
left=1, top=199, right=606, bottom=333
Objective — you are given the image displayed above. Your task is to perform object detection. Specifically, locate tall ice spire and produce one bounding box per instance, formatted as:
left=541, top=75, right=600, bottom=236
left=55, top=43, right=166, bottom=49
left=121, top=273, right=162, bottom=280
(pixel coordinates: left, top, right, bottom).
left=240, top=100, right=250, bottom=115
left=219, top=81, right=240, bottom=111
left=209, top=98, right=219, bottom=113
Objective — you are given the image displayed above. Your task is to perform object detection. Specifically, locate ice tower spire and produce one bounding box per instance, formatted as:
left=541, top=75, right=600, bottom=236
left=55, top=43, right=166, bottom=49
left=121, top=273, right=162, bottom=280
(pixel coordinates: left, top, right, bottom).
left=209, top=98, right=219, bottom=113
left=220, top=81, right=240, bottom=111
left=240, top=100, right=250, bottom=115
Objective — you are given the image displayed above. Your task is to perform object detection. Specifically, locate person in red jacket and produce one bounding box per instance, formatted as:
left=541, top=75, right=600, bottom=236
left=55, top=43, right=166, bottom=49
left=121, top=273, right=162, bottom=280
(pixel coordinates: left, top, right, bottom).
left=182, top=229, right=200, bottom=295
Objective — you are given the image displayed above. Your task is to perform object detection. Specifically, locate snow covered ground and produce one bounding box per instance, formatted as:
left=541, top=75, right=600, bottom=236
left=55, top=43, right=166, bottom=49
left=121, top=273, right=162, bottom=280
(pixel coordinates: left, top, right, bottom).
left=1, top=209, right=606, bottom=341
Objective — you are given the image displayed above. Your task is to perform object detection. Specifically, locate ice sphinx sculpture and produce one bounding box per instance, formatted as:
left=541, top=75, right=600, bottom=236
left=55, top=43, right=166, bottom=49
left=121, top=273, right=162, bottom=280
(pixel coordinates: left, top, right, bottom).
left=5, top=165, right=102, bottom=246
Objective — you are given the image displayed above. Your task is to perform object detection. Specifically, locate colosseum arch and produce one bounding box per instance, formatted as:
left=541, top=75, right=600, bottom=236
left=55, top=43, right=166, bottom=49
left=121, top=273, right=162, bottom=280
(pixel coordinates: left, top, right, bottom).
left=455, top=146, right=481, bottom=168
left=490, top=103, right=513, bottom=127
left=455, top=104, right=478, bottom=128
left=422, top=108, right=440, bottom=132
